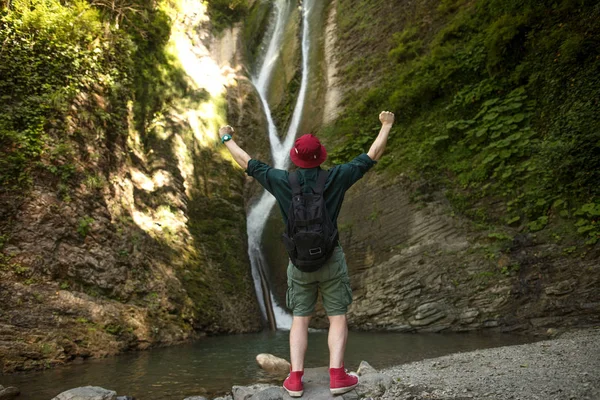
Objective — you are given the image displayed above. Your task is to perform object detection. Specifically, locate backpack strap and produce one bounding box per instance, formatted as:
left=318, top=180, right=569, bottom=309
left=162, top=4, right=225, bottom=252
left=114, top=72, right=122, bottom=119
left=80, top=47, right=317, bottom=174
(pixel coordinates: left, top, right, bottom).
left=314, top=170, right=329, bottom=194
left=288, top=171, right=302, bottom=195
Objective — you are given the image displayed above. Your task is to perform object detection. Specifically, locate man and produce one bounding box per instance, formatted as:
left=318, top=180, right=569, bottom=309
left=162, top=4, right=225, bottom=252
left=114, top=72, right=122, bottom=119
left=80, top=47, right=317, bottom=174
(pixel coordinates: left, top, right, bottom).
left=219, top=110, right=394, bottom=397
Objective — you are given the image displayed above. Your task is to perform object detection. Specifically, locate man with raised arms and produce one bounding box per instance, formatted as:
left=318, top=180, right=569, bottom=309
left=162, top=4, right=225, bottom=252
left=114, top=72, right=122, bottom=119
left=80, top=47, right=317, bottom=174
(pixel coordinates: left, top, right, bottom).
left=219, top=110, right=395, bottom=397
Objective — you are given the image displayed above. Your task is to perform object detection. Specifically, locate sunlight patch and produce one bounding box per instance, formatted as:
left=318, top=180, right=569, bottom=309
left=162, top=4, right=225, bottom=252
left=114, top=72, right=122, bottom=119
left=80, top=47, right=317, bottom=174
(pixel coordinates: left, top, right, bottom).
left=173, top=134, right=194, bottom=197
left=130, top=168, right=155, bottom=192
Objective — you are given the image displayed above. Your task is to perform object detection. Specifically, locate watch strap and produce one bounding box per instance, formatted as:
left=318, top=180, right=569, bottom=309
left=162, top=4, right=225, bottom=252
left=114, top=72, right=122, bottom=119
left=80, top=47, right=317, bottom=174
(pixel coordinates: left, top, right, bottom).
left=221, top=134, right=232, bottom=144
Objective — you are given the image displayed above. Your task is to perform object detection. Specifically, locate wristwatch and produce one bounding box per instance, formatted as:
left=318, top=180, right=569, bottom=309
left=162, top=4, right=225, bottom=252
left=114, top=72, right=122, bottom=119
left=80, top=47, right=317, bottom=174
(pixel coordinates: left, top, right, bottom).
left=221, top=134, right=232, bottom=144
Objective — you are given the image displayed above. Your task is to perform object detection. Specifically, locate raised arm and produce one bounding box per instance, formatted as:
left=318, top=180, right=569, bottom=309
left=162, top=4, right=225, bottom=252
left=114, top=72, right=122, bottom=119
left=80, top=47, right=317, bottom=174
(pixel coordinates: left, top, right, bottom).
left=367, top=111, right=395, bottom=161
left=219, top=125, right=251, bottom=170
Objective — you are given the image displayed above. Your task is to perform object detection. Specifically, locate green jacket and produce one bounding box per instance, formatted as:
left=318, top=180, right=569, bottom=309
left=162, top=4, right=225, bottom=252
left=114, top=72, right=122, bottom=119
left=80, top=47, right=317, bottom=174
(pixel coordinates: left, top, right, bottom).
left=245, top=153, right=376, bottom=228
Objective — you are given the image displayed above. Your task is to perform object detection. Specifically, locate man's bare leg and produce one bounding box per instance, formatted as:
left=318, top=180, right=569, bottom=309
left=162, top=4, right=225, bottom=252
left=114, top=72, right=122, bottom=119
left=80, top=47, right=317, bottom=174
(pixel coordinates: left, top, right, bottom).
left=290, top=316, right=311, bottom=371
left=328, top=314, right=348, bottom=368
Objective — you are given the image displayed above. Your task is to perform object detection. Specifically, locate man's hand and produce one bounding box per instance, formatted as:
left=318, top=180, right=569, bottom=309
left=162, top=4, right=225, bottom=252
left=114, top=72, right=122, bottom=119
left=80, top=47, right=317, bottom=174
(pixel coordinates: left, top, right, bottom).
left=218, top=125, right=251, bottom=170
left=368, top=111, right=394, bottom=161
left=379, top=111, right=394, bottom=126
left=219, top=125, right=234, bottom=139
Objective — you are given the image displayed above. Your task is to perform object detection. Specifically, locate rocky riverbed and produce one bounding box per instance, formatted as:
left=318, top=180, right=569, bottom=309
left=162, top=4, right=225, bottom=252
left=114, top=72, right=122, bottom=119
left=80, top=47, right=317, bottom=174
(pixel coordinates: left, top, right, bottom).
left=376, top=327, right=600, bottom=400
left=42, top=327, right=600, bottom=400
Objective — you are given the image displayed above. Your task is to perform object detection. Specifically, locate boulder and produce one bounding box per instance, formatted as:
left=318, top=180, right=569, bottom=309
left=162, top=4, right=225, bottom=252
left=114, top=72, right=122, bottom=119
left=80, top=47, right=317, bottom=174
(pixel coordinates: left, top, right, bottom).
left=52, top=386, right=117, bottom=400
left=256, top=353, right=290, bottom=375
left=0, top=385, right=20, bottom=400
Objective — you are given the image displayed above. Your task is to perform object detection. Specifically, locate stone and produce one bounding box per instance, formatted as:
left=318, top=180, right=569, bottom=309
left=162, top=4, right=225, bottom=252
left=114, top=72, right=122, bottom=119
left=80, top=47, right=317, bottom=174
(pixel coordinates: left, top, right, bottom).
left=250, top=387, right=283, bottom=400
left=459, top=309, right=480, bottom=324
left=52, top=386, right=117, bottom=400
left=545, top=280, right=576, bottom=296
left=546, top=328, right=559, bottom=337
left=357, top=360, right=378, bottom=376
left=413, top=302, right=442, bottom=319
left=256, top=353, right=290, bottom=375
left=408, top=312, right=446, bottom=327
left=182, top=397, right=208, bottom=400
left=232, top=384, right=275, bottom=400
left=355, top=371, right=395, bottom=398
left=212, top=396, right=233, bottom=400
left=0, top=386, right=20, bottom=400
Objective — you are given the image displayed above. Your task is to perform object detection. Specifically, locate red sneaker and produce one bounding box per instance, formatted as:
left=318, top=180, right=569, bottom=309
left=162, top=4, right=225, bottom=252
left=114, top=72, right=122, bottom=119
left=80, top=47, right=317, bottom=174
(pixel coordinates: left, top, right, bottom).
left=283, top=370, right=304, bottom=397
left=329, top=366, right=359, bottom=395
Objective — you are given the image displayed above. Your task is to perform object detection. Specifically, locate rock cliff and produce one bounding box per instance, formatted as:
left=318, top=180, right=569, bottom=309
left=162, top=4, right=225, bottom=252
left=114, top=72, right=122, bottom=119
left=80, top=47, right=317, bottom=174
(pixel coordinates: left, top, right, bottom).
left=340, top=174, right=600, bottom=333
left=0, top=2, right=264, bottom=373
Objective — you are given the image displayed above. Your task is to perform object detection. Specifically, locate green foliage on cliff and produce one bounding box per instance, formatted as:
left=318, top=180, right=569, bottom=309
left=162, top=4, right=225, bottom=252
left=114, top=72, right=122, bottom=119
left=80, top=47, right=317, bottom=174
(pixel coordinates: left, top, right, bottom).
left=0, top=0, right=179, bottom=191
left=242, top=0, right=273, bottom=72
left=206, top=0, right=249, bottom=32
left=328, top=0, right=600, bottom=245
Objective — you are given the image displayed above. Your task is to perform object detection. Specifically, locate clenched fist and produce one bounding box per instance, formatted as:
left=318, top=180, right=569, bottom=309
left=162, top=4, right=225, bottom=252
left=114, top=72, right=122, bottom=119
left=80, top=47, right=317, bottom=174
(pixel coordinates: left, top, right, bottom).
left=219, top=125, right=234, bottom=138
left=379, top=111, right=394, bottom=126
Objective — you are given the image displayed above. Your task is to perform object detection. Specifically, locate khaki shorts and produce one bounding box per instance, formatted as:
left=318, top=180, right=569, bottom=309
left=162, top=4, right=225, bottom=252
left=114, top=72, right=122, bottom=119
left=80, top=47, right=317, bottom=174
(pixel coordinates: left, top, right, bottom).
left=286, top=246, right=353, bottom=317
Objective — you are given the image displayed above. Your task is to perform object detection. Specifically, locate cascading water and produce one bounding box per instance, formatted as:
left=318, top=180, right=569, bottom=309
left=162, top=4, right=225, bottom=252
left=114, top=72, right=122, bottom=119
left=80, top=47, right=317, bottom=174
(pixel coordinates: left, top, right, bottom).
left=246, top=0, right=314, bottom=330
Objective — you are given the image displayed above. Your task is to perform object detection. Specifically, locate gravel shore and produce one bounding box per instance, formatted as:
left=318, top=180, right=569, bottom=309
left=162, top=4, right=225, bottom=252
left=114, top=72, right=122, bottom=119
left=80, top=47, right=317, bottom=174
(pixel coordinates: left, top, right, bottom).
left=375, top=327, right=600, bottom=400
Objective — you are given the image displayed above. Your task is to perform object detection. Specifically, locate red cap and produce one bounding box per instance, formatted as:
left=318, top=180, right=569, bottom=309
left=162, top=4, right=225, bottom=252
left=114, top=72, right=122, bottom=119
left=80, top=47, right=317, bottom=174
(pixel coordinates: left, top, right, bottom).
left=289, top=134, right=327, bottom=168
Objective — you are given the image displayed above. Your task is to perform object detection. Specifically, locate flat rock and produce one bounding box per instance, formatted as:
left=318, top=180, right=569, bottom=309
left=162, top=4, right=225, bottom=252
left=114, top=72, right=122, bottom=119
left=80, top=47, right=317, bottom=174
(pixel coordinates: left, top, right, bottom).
left=52, top=386, right=117, bottom=400
left=232, top=364, right=395, bottom=400
left=282, top=367, right=358, bottom=399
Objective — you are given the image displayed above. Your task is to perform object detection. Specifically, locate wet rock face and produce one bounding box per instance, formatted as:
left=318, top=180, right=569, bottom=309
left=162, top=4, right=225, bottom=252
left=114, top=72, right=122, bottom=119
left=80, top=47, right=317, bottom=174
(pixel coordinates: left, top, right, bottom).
left=311, top=173, right=600, bottom=333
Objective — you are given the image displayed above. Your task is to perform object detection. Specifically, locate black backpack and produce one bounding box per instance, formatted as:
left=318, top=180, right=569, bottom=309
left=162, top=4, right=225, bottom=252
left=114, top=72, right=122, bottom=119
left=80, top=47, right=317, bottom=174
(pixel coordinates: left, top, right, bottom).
left=281, top=170, right=339, bottom=272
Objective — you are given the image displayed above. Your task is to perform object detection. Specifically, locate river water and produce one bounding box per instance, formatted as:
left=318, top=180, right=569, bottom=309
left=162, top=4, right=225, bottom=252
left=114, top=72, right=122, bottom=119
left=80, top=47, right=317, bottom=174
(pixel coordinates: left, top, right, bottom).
left=1, top=330, right=535, bottom=399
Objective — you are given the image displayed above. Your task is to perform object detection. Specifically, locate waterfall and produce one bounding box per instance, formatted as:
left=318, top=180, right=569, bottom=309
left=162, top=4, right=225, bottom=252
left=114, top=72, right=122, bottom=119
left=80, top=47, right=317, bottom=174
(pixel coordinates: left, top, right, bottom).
left=246, top=0, right=314, bottom=330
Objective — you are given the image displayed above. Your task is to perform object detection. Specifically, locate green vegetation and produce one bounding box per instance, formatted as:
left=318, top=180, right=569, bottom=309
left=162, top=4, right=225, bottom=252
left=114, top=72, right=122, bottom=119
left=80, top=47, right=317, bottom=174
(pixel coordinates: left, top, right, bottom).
left=0, top=0, right=182, bottom=193
left=206, top=0, right=250, bottom=32
left=40, top=343, right=54, bottom=355
left=242, top=0, right=273, bottom=69
left=77, top=216, right=95, bottom=238
left=327, top=0, right=600, bottom=245
left=84, top=174, right=106, bottom=191
left=368, top=208, right=381, bottom=221
left=271, top=72, right=302, bottom=136
left=103, top=323, right=124, bottom=335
